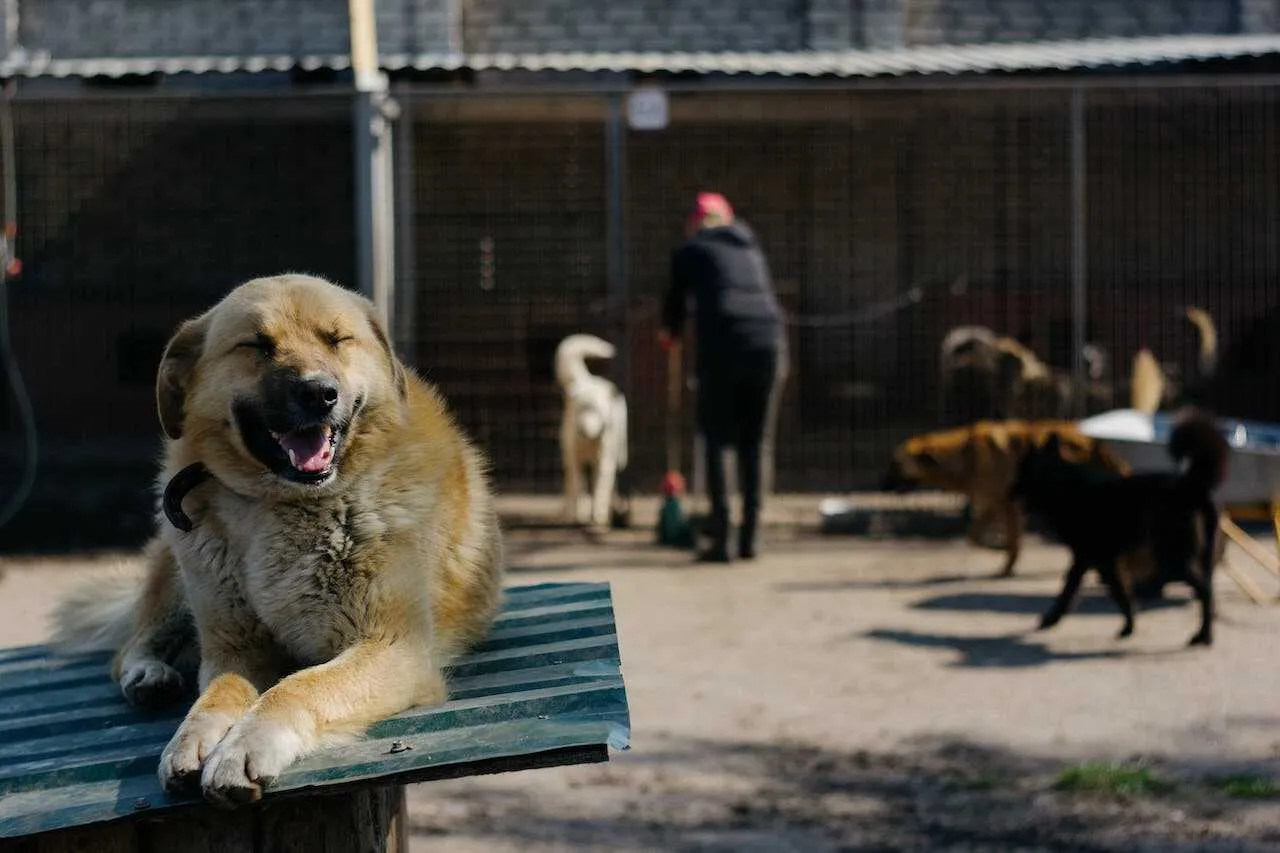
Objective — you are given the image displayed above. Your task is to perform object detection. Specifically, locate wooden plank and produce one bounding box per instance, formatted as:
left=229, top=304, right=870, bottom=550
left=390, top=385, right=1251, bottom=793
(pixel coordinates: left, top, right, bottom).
left=1220, top=556, right=1273, bottom=606
left=137, top=807, right=254, bottom=853
left=1221, top=517, right=1280, bottom=578
left=257, top=785, right=401, bottom=853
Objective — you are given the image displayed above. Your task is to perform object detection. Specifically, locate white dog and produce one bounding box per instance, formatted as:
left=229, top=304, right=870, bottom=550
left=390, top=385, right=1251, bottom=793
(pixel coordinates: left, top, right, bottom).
left=555, top=334, right=628, bottom=529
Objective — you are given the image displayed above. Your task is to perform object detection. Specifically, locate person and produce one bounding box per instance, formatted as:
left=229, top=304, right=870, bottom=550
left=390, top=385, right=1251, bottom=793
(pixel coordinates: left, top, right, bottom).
left=659, top=192, right=784, bottom=563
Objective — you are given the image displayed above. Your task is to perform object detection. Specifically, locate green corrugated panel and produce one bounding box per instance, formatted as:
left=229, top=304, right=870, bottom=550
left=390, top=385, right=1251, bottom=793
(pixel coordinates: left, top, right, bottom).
left=0, top=581, right=630, bottom=840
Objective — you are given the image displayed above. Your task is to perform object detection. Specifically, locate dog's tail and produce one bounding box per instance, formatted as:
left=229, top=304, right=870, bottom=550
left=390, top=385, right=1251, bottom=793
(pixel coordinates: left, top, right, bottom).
left=49, top=564, right=143, bottom=654
left=1168, top=408, right=1229, bottom=498
left=555, top=334, right=615, bottom=388
left=1184, top=306, right=1218, bottom=380
left=1129, top=348, right=1165, bottom=414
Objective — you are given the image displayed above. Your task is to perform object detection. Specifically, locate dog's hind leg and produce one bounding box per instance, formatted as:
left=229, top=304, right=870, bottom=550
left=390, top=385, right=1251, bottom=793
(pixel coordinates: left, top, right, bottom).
left=560, top=414, right=581, bottom=523
left=1098, top=560, right=1136, bottom=639
left=1039, top=558, right=1090, bottom=631
left=998, top=504, right=1023, bottom=577
left=590, top=441, right=617, bottom=530
left=105, top=540, right=197, bottom=710
left=1185, top=502, right=1219, bottom=647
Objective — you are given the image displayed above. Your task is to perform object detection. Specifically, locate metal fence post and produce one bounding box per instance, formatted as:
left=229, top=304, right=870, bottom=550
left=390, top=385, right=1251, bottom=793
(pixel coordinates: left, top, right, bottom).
left=1070, top=85, right=1088, bottom=417
left=350, top=0, right=395, bottom=332
left=605, top=94, right=630, bottom=397
left=392, top=95, right=416, bottom=362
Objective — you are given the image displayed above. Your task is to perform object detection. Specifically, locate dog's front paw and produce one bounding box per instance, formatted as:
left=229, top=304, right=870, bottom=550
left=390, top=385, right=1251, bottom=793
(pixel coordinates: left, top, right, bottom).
left=121, top=659, right=187, bottom=710
left=1037, top=613, right=1061, bottom=631
left=1116, top=623, right=1134, bottom=640
left=158, top=712, right=238, bottom=795
left=200, top=718, right=305, bottom=807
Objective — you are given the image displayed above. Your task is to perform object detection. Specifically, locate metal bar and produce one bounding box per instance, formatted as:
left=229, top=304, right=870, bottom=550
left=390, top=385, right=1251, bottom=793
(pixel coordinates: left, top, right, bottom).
left=390, top=72, right=1280, bottom=98
left=348, top=0, right=395, bottom=330
left=1069, top=85, right=1087, bottom=418
left=392, top=99, right=417, bottom=363
left=354, top=91, right=377, bottom=302
left=605, top=94, right=630, bottom=396
left=8, top=71, right=1280, bottom=105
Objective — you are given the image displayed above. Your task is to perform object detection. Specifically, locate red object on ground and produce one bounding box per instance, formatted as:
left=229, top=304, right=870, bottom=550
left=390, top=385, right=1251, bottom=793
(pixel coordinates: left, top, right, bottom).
left=661, top=471, right=687, bottom=497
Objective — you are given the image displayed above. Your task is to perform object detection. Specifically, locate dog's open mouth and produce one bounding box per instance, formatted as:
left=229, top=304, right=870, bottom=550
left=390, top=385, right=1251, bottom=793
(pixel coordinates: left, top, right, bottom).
left=273, top=425, right=337, bottom=474
left=234, top=403, right=344, bottom=485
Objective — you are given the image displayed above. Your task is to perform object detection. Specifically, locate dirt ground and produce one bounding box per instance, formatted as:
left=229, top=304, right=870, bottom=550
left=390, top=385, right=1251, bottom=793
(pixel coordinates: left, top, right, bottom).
left=3, top=520, right=1280, bottom=852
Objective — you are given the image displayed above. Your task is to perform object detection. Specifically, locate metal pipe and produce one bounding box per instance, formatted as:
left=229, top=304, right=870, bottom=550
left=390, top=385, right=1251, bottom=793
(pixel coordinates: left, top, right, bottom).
left=348, top=0, right=395, bottom=330
left=605, top=94, right=630, bottom=396
left=1069, top=85, right=1087, bottom=418
left=393, top=103, right=417, bottom=362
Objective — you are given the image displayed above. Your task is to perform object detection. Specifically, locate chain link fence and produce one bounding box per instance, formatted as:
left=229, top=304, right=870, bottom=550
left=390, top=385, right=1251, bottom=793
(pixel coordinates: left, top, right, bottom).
left=1, top=80, right=1279, bottom=547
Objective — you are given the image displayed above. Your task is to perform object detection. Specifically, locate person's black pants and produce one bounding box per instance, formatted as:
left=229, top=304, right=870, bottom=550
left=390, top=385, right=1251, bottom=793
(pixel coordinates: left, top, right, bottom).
left=696, top=348, right=779, bottom=552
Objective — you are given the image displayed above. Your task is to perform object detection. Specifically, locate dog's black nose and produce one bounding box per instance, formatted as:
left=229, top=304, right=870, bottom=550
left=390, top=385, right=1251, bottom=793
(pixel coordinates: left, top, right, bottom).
left=292, top=376, right=340, bottom=418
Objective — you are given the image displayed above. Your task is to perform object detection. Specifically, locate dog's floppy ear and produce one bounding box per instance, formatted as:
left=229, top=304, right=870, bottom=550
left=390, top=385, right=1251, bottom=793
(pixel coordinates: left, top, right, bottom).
left=363, top=301, right=407, bottom=399
left=156, top=314, right=210, bottom=440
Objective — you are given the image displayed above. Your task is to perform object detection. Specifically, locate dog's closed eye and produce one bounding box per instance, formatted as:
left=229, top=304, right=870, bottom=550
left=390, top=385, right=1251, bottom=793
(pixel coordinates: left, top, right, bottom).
left=234, top=335, right=275, bottom=357
left=323, top=331, right=357, bottom=348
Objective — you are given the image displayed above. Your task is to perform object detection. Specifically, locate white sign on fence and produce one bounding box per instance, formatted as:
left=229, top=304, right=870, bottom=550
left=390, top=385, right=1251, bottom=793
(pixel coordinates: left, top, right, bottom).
left=626, top=88, right=669, bottom=131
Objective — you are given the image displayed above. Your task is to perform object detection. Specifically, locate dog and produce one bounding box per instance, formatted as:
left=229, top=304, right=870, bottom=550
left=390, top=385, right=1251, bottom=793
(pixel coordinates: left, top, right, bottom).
left=1010, top=409, right=1228, bottom=646
left=883, top=420, right=1131, bottom=577
left=1128, top=307, right=1220, bottom=414
left=50, top=274, right=505, bottom=806
left=555, top=333, right=629, bottom=530
left=939, top=328, right=1078, bottom=422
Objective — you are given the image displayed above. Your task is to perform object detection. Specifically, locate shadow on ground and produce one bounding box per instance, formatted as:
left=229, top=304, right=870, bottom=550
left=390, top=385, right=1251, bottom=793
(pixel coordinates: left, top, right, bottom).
left=407, top=734, right=1280, bottom=853
left=860, top=627, right=1129, bottom=669
left=912, top=590, right=1190, bottom=616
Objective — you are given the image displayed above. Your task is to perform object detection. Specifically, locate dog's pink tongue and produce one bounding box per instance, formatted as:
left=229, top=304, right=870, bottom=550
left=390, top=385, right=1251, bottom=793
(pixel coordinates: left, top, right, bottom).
left=277, top=427, right=333, bottom=473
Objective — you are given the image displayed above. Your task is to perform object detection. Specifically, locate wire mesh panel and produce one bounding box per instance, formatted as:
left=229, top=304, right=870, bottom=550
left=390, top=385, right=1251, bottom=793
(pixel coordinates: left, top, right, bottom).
left=397, top=83, right=1280, bottom=497
left=404, top=96, right=612, bottom=492
left=4, top=79, right=1280, bottom=548
left=1083, top=86, right=1280, bottom=422
left=0, top=92, right=354, bottom=550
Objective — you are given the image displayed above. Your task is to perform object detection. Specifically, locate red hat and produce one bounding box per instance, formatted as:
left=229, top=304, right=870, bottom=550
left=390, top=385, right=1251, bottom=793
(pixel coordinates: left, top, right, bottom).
left=687, top=192, right=734, bottom=230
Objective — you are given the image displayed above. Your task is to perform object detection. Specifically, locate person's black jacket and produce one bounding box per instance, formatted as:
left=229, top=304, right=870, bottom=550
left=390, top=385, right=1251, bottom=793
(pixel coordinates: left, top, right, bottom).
left=662, top=221, right=783, bottom=364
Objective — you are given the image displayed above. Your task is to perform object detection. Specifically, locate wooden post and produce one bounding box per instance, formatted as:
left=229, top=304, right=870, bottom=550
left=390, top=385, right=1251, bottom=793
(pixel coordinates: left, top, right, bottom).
left=1, top=786, right=407, bottom=853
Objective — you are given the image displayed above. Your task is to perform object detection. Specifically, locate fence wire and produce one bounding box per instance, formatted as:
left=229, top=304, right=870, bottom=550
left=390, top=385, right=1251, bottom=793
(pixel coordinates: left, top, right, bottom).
left=1, top=82, right=1279, bottom=548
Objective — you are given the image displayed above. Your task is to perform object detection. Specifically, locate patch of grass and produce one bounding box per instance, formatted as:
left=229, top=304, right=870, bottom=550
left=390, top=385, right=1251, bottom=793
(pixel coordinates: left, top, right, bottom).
left=1207, top=774, right=1279, bottom=799
left=1054, top=761, right=1174, bottom=797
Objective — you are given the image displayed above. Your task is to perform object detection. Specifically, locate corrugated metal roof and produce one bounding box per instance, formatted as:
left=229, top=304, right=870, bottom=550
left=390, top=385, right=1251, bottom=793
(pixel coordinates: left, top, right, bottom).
left=394, top=34, right=1280, bottom=77
left=0, top=581, right=630, bottom=840
left=6, top=34, right=1280, bottom=80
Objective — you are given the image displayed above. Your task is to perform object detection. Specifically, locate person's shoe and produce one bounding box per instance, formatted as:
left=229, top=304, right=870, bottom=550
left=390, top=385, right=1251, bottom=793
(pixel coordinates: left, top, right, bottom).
left=738, top=519, right=758, bottom=560
left=695, top=546, right=731, bottom=564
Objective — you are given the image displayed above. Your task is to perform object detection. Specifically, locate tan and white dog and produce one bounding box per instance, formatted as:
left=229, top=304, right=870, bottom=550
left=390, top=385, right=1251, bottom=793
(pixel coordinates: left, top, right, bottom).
left=51, top=274, right=504, bottom=806
left=555, top=334, right=628, bottom=530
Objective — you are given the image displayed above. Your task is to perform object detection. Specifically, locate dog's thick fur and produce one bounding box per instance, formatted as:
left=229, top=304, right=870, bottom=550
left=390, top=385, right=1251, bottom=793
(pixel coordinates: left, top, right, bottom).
left=883, top=420, right=1131, bottom=577
left=555, top=334, right=628, bottom=529
left=51, top=274, right=504, bottom=806
left=1012, top=409, right=1228, bottom=645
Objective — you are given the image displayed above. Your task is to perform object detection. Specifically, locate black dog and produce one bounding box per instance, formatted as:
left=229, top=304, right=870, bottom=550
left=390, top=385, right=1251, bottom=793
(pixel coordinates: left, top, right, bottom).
left=1010, top=410, right=1229, bottom=646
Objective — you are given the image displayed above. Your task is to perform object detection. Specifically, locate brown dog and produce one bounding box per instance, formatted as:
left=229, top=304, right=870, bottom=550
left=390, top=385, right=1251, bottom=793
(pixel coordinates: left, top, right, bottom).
left=52, top=274, right=504, bottom=806
left=883, top=420, right=1131, bottom=576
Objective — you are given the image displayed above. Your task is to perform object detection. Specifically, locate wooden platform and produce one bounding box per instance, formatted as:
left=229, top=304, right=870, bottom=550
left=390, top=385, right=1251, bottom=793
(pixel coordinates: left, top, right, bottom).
left=0, top=582, right=630, bottom=851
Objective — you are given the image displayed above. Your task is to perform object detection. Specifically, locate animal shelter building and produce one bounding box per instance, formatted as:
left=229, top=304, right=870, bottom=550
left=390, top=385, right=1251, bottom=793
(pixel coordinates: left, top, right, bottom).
left=2, top=0, right=1280, bottom=548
